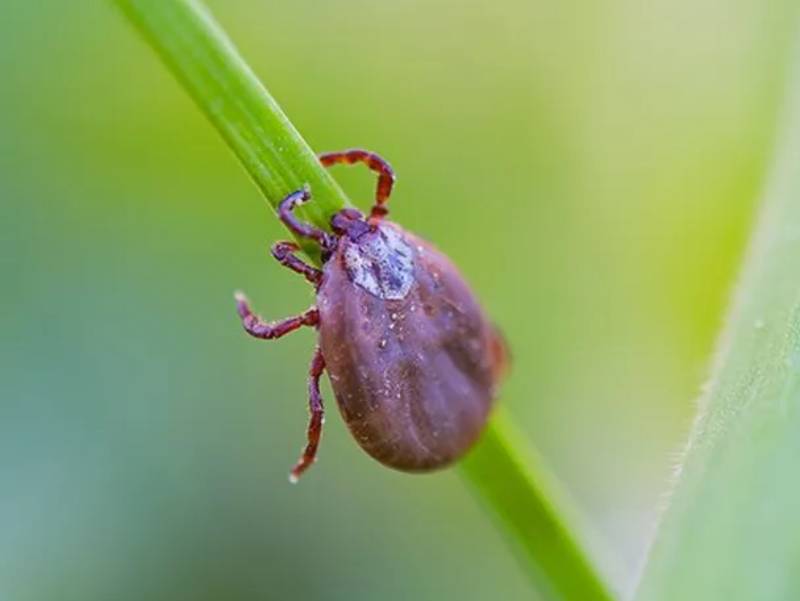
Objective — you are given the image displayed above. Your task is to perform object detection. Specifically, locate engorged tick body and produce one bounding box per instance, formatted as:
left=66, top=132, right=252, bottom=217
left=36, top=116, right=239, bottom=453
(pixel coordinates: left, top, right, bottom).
left=235, top=149, right=507, bottom=481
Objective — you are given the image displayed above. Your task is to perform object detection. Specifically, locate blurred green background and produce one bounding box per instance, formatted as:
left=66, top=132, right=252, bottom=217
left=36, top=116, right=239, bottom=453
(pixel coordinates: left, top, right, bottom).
left=2, top=1, right=799, bottom=599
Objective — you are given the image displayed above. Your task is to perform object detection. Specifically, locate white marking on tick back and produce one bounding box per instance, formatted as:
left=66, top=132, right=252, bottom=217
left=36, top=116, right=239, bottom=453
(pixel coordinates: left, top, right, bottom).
left=343, top=225, right=414, bottom=299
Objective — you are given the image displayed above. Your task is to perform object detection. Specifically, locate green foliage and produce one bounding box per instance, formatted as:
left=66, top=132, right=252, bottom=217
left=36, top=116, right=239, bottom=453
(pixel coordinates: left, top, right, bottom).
left=113, top=0, right=800, bottom=598
left=635, top=49, right=800, bottom=600
left=114, top=1, right=616, bottom=599
left=117, top=0, right=349, bottom=260
left=462, top=408, right=615, bottom=600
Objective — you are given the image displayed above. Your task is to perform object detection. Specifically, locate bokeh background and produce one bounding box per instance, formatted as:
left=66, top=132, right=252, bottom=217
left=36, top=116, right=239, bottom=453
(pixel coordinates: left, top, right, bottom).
left=2, top=1, right=799, bottom=599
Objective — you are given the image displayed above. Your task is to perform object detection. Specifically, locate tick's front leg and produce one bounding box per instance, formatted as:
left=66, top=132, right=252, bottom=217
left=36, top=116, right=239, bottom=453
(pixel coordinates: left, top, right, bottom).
left=234, top=292, right=318, bottom=340
left=289, top=346, right=326, bottom=482
left=278, top=188, right=335, bottom=252
left=318, top=149, right=396, bottom=222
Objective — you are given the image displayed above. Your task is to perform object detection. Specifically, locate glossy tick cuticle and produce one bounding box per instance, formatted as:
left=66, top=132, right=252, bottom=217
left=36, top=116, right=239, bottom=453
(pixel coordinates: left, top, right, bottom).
left=235, top=148, right=508, bottom=481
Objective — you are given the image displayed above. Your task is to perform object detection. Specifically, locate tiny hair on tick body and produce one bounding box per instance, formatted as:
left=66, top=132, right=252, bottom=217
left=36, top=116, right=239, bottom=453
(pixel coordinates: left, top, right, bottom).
left=234, top=148, right=508, bottom=482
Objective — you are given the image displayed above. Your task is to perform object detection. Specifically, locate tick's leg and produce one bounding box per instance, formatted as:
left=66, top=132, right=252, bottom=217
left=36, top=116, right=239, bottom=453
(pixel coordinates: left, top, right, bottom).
left=289, top=346, right=326, bottom=482
left=271, top=241, right=322, bottom=286
left=318, top=149, right=396, bottom=222
left=234, top=291, right=318, bottom=340
left=278, top=187, right=335, bottom=251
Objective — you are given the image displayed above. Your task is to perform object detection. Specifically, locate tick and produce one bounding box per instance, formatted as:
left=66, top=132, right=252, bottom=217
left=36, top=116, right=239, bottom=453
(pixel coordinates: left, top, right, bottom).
left=235, top=149, right=507, bottom=481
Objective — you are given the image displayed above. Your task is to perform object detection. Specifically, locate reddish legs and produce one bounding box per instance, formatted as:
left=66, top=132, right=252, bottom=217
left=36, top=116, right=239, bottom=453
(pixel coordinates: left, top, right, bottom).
left=235, top=188, right=330, bottom=479
left=234, top=292, right=318, bottom=339
left=289, top=346, right=326, bottom=483
left=271, top=241, right=322, bottom=286
left=234, top=187, right=338, bottom=481
left=234, top=295, right=327, bottom=481
left=318, top=149, right=396, bottom=221
left=278, top=187, right=335, bottom=250
left=234, top=191, right=324, bottom=339
left=234, top=204, right=322, bottom=336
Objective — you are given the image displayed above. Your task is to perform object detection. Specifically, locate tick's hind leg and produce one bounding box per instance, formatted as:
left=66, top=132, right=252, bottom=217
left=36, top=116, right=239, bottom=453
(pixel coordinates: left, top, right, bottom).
left=289, top=346, right=326, bottom=482
left=234, top=292, right=318, bottom=340
left=318, top=149, right=396, bottom=222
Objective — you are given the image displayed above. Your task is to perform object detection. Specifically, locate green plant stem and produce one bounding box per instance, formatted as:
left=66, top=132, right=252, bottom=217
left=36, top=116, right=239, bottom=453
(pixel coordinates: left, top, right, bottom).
left=115, top=1, right=615, bottom=599
left=116, top=0, right=349, bottom=259
left=635, top=41, right=800, bottom=600
left=461, top=407, right=616, bottom=600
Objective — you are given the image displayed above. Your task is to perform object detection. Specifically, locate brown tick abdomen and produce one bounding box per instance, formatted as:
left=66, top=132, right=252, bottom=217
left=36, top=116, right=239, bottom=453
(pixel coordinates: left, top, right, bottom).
left=317, top=222, right=502, bottom=471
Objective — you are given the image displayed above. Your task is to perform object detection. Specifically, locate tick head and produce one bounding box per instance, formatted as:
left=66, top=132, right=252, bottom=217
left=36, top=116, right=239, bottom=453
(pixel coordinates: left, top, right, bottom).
left=331, top=207, right=372, bottom=242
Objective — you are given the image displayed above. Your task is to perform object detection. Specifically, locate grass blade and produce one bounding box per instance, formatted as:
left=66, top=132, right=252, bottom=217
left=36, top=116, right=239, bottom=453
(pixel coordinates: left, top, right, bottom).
left=635, top=41, right=800, bottom=601
left=115, top=0, right=349, bottom=258
left=462, top=407, right=616, bottom=600
left=114, top=1, right=616, bottom=599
